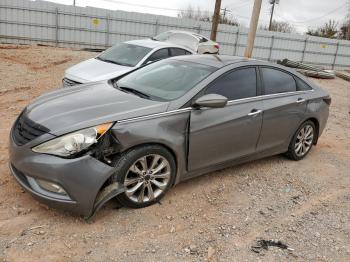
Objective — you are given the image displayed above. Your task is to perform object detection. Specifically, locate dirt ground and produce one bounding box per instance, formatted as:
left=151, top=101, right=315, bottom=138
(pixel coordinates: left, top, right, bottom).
left=0, top=44, right=349, bottom=262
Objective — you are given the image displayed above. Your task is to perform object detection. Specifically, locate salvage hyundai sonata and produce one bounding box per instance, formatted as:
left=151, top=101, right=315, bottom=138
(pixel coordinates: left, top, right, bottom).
left=9, top=55, right=330, bottom=218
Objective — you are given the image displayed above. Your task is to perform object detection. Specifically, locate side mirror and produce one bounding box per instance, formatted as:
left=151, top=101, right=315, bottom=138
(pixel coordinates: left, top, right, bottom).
left=193, top=94, right=228, bottom=108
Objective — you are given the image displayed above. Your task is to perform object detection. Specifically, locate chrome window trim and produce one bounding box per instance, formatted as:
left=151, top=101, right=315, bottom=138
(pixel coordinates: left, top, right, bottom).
left=227, top=89, right=314, bottom=105
left=117, top=108, right=192, bottom=124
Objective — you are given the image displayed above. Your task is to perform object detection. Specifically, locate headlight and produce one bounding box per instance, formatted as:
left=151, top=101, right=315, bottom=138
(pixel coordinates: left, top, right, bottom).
left=32, top=123, right=113, bottom=157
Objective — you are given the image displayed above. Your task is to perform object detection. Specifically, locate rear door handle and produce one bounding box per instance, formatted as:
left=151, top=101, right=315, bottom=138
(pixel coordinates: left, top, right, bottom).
left=296, top=98, right=306, bottom=103
left=248, top=109, right=262, bottom=116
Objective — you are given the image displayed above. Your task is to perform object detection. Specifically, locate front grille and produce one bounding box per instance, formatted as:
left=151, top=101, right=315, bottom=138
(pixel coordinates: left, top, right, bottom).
left=12, top=112, right=50, bottom=146
left=62, top=77, right=81, bottom=87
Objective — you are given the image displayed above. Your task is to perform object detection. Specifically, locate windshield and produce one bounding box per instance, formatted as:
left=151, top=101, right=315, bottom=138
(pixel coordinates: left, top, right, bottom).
left=154, top=32, right=198, bottom=51
left=98, top=43, right=152, bottom=67
left=153, top=31, right=172, bottom=41
left=116, top=60, right=215, bottom=101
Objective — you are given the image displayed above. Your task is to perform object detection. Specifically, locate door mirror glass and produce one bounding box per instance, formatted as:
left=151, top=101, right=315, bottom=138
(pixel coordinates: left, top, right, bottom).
left=193, top=94, right=228, bottom=108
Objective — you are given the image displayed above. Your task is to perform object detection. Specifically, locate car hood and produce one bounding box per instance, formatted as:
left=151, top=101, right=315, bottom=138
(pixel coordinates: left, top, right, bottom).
left=25, top=82, right=169, bottom=136
left=65, top=58, right=134, bottom=83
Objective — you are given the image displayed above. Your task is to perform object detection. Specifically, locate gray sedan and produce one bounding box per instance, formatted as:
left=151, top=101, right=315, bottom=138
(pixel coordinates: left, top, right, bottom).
left=9, top=55, right=330, bottom=218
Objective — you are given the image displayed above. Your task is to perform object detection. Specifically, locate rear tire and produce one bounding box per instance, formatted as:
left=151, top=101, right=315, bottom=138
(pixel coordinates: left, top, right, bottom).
left=112, top=145, right=176, bottom=208
left=286, top=120, right=316, bottom=161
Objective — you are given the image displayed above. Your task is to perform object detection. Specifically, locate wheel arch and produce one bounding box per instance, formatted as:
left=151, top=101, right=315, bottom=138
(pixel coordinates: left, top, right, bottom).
left=108, top=142, right=180, bottom=187
left=92, top=141, right=179, bottom=212
left=305, top=117, right=320, bottom=145
left=121, top=142, right=178, bottom=173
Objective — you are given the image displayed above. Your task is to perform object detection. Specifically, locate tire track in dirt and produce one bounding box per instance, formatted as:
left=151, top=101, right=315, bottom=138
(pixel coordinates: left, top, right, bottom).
left=0, top=53, right=72, bottom=71
left=231, top=186, right=350, bottom=248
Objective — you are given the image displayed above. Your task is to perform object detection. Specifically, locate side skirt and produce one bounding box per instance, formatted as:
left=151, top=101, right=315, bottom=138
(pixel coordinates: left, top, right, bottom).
left=180, top=145, right=287, bottom=183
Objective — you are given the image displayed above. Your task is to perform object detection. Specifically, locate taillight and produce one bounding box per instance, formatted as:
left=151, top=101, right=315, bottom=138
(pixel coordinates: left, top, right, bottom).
left=323, top=96, right=331, bottom=106
left=214, top=43, right=220, bottom=49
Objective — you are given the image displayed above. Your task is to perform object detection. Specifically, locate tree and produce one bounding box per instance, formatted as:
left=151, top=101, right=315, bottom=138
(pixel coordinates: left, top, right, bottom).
left=306, top=20, right=339, bottom=38
left=339, top=22, right=350, bottom=40
left=220, top=15, right=239, bottom=26
left=260, top=20, right=295, bottom=33
left=340, top=0, right=350, bottom=39
left=178, top=5, right=239, bottom=26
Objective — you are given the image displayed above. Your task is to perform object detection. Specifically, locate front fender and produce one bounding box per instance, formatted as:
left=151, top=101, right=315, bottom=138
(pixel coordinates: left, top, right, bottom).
left=110, top=112, right=191, bottom=184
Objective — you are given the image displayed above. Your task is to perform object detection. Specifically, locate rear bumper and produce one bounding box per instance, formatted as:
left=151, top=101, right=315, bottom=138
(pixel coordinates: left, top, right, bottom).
left=8, top=132, right=116, bottom=217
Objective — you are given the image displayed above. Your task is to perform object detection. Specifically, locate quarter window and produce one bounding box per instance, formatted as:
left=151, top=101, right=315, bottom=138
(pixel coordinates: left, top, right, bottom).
left=295, top=77, right=312, bottom=91
left=261, top=67, right=296, bottom=94
left=205, top=68, right=257, bottom=100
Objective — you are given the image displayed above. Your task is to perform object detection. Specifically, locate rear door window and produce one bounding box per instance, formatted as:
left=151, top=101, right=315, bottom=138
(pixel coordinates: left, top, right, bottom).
left=261, top=67, right=296, bottom=95
left=205, top=67, right=257, bottom=100
left=145, top=48, right=170, bottom=64
left=169, top=48, right=189, bottom=57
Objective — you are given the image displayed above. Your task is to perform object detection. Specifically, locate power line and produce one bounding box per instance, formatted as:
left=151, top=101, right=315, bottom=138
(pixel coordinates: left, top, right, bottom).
left=229, top=10, right=269, bottom=22
left=100, top=0, right=194, bottom=12
left=100, top=0, right=252, bottom=14
left=226, top=1, right=251, bottom=10
left=275, top=2, right=348, bottom=24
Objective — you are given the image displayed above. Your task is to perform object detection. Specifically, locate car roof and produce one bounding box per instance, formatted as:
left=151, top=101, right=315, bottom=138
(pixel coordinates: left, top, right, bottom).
left=171, top=55, right=314, bottom=83
left=170, top=55, right=253, bottom=68
left=125, top=39, right=193, bottom=51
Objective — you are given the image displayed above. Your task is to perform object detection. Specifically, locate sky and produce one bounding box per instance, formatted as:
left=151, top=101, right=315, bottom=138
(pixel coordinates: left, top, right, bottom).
left=39, top=0, right=349, bottom=33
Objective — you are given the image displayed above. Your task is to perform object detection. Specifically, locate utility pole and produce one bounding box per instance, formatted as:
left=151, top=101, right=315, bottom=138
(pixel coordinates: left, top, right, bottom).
left=268, top=0, right=279, bottom=31
left=210, top=0, right=222, bottom=41
left=244, top=0, right=262, bottom=58
left=221, top=7, right=227, bottom=20
left=73, top=0, right=76, bottom=6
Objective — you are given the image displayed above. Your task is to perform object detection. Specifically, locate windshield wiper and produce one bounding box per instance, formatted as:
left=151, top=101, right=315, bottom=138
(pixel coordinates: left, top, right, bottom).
left=96, top=57, right=131, bottom=67
left=118, top=86, right=151, bottom=99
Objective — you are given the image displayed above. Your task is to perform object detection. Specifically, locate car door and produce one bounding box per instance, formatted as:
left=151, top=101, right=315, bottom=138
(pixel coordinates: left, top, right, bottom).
left=143, top=48, right=170, bottom=65
left=256, top=67, right=308, bottom=152
left=188, top=67, right=263, bottom=171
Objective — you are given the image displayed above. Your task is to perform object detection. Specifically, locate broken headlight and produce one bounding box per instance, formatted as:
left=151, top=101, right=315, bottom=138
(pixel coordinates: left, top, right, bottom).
left=32, top=123, right=113, bottom=157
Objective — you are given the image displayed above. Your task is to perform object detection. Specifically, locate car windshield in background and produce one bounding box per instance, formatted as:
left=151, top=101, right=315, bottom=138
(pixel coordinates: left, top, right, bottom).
left=97, top=43, right=152, bottom=67
left=153, top=31, right=172, bottom=41
left=116, top=60, right=216, bottom=101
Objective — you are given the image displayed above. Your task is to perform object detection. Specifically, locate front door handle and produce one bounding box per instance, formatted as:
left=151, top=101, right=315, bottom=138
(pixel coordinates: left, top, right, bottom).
left=248, top=109, right=262, bottom=116
left=296, top=98, right=306, bottom=103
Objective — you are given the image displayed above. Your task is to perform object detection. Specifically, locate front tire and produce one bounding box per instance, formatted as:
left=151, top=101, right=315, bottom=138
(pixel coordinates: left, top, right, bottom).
left=112, top=145, right=176, bottom=208
left=286, top=120, right=316, bottom=161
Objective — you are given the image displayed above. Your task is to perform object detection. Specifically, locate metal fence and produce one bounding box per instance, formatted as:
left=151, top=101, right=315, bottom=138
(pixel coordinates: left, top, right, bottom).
left=1, top=0, right=350, bottom=69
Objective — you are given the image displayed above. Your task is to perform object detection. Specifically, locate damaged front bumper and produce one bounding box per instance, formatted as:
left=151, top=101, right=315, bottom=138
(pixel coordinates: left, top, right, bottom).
left=8, top=132, right=125, bottom=219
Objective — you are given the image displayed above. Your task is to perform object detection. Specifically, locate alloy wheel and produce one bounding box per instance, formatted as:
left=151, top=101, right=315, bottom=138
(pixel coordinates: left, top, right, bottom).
left=294, top=124, right=314, bottom=157
left=124, top=154, right=171, bottom=203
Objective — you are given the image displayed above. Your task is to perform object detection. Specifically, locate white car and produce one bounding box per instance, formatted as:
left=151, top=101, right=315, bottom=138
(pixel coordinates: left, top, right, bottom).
left=63, top=39, right=194, bottom=86
left=152, top=30, right=220, bottom=54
